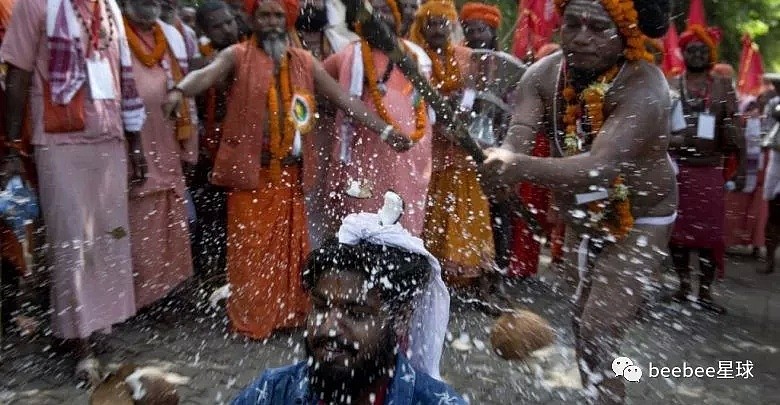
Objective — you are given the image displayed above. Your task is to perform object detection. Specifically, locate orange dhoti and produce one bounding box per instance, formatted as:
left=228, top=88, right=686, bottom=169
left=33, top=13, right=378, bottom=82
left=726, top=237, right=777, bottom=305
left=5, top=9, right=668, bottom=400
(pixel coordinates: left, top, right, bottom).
left=424, top=164, right=495, bottom=287
left=225, top=167, right=310, bottom=339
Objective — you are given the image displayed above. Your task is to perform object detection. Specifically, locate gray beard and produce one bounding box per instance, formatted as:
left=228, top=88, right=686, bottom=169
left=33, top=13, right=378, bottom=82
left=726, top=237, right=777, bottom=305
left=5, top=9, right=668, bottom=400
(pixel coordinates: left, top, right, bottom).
left=262, top=32, right=288, bottom=66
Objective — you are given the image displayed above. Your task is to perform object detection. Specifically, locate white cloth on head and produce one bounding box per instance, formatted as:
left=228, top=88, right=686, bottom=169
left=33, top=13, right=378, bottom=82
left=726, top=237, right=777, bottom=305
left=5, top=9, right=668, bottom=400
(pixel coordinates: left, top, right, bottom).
left=337, top=212, right=450, bottom=380
left=325, top=0, right=360, bottom=53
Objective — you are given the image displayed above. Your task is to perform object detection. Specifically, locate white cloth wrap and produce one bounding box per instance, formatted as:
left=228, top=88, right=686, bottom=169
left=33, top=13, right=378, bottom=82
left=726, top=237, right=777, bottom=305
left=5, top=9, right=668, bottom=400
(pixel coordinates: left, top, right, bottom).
left=337, top=212, right=450, bottom=380
left=47, top=0, right=145, bottom=132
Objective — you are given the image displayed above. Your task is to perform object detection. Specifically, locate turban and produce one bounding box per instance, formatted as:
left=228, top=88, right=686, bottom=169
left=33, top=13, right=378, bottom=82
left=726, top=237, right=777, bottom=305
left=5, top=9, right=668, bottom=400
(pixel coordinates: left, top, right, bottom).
left=409, top=0, right=457, bottom=45
left=679, top=25, right=722, bottom=64
left=459, top=2, right=501, bottom=29
left=244, top=0, right=299, bottom=29
left=336, top=192, right=450, bottom=380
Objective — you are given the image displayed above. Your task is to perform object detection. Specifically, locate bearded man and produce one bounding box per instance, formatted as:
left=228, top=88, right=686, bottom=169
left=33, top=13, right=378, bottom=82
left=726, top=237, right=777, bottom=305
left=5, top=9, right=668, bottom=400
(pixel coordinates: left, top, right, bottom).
left=232, top=201, right=462, bottom=404
left=667, top=21, right=744, bottom=313
left=1, top=0, right=146, bottom=381
left=163, top=0, right=412, bottom=340
left=481, top=0, right=675, bottom=403
left=411, top=0, right=495, bottom=290
left=122, top=0, right=197, bottom=311
left=319, top=0, right=433, bottom=243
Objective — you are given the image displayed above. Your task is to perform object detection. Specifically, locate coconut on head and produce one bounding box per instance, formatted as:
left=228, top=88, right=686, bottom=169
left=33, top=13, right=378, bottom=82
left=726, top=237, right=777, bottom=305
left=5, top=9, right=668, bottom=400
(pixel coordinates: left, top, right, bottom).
left=490, top=309, right=555, bottom=360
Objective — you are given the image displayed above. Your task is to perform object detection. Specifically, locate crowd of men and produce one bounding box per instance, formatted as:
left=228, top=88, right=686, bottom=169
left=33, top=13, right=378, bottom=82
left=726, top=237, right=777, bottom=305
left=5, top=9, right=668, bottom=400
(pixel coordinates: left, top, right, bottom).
left=0, top=0, right=778, bottom=404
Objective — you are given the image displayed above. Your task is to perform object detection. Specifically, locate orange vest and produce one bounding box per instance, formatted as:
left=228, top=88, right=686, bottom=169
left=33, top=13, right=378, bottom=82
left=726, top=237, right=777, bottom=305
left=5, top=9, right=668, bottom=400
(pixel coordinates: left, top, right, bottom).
left=211, top=41, right=315, bottom=190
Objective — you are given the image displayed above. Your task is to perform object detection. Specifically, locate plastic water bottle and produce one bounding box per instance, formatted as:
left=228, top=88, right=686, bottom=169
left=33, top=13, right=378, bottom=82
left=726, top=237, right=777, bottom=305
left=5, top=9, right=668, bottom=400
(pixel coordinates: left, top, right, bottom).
left=725, top=181, right=737, bottom=192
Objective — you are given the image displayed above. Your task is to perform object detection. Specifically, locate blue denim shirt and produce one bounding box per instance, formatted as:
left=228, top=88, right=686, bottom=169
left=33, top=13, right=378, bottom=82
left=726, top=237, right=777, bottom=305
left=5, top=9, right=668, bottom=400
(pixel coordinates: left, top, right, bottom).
left=231, top=355, right=467, bottom=405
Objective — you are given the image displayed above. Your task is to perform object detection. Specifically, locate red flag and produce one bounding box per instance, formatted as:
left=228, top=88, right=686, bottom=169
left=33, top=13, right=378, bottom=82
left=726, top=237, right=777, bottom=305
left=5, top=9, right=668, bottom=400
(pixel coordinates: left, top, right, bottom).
left=687, top=0, right=707, bottom=27
left=737, top=34, right=765, bottom=96
left=661, top=24, right=685, bottom=77
left=512, top=0, right=559, bottom=61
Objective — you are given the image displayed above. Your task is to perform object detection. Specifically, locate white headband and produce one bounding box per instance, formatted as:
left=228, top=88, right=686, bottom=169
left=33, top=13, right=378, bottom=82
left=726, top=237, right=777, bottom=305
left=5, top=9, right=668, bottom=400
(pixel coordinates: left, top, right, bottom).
left=336, top=194, right=450, bottom=380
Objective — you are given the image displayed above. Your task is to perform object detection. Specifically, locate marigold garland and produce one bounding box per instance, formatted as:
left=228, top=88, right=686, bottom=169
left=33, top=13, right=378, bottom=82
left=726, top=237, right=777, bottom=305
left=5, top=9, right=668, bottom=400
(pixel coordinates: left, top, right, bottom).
left=561, top=64, right=633, bottom=238
left=266, top=53, right=295, bottom=183
left=124, top=19, right=168, bottom=67
left=358, top=39, right=427, bottom=142
left=386, top=0, right=403, bottom=35
left=200, top=43, right=215, bottom=59
left=426, top=43, right=463, bottom=93
left=554, top=0, right=652, bottom=63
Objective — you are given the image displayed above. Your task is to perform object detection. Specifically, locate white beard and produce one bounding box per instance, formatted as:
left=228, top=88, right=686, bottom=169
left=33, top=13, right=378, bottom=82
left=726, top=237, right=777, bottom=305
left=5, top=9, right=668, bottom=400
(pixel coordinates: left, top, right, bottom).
left=262, top=31, right=288, bottom=66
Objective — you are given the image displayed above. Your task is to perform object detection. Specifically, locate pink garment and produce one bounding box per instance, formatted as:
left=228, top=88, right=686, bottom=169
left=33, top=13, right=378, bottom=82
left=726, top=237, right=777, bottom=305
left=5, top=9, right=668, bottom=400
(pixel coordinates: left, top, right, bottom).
left=671, top=165, right=725, bottom=249
left=129, top=32, right=197, bottom=199
left=0, top=0, right=123, bottom=146
left=724, top=168, right=768, bottom=248
left=128, top=33, right=195, bottom=309
left=129, top=191, right=192, bottom=309
left=36, top=141, right=135, bottom=339
left=322, top=44, right=432, bottom=236
left=1, top=0, right=135, bottom=339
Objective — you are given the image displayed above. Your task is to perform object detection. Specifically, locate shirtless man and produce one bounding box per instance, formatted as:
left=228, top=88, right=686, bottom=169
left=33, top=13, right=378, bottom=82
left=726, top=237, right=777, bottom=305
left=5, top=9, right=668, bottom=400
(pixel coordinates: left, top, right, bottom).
left=482, top=0, right=674, bottom=403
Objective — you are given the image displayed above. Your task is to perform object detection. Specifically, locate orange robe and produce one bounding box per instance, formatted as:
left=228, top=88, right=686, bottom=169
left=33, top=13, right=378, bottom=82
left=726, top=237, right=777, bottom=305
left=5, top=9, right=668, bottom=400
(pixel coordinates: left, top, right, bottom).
left=212, top=42, right=315, bottom=339
left=423, top=45, right=494, bottom=286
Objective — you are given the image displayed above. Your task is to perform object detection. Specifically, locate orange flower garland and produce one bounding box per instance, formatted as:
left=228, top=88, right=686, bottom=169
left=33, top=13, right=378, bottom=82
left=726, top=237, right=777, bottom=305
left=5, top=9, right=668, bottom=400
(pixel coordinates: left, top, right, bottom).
left=355, top=24, right=427, bottom=142
left=561, top=64, right=633, bottom=238
left=386, top=0, right=403, bottom=35
left=124, top=20, right=168, bottom=67
left=554, top=0, right=652, bottom=63
left=426, top=44, right=463, bottom=93
left=267, top=54, right=295, bottom=183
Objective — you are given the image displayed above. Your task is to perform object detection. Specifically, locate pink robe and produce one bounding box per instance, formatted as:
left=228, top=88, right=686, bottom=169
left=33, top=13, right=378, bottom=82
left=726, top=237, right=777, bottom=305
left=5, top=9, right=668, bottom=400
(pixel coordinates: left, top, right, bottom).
left=322, top=44, right=432, bottom=237
left=0, top=0, right=134, bottom=338
left=128, top=29, right=196, bottom=310
left=724, top=151, right=768, bottom=248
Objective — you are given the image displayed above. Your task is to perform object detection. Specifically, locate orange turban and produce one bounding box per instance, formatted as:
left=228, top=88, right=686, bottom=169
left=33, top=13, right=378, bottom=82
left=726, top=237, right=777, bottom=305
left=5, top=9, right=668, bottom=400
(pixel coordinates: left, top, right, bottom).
left=460, top=2, right=501, bottom=29
left=244, top=0, right=299, bottom=29
left=679, top=24, right=722, bottom=64
left=409, top=0, right=458, bottom=45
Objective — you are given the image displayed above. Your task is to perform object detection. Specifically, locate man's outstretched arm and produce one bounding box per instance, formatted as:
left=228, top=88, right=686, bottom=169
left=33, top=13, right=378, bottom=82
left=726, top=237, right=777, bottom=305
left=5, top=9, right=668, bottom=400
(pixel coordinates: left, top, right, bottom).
left=163, top=47, right=237, bottom=117
left=312, top=59, right=412, bottom=152
left=484, top=73, right=668, bottom=190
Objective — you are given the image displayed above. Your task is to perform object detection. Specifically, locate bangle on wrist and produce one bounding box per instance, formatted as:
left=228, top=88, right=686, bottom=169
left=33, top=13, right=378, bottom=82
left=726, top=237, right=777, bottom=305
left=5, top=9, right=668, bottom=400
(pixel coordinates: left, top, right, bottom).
left=380, top=125, right=393, bottom=141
